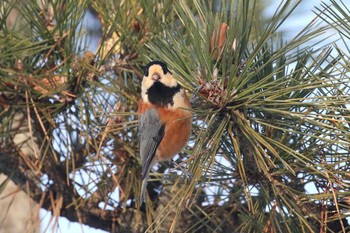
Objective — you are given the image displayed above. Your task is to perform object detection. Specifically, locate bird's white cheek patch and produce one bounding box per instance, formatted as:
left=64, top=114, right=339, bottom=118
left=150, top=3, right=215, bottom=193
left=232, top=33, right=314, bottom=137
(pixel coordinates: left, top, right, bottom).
left=169, top=91, right=189, bottom=110
left=142, top=77, right=154, bottom=89
left=141, top=91, right=149, bottom=103
left=141, top=77, right=153, bottom=102
left=161, top=73, right=178, bottom=87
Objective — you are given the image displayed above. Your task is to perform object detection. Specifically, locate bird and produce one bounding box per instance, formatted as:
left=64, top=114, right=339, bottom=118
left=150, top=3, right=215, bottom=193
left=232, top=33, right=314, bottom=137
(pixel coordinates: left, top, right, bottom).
left=138, top=60, right=192, bottom=203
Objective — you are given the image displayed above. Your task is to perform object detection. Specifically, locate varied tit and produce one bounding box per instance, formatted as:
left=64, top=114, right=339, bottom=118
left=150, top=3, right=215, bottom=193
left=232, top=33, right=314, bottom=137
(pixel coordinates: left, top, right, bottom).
left=138, top=60, right=192, bottom=203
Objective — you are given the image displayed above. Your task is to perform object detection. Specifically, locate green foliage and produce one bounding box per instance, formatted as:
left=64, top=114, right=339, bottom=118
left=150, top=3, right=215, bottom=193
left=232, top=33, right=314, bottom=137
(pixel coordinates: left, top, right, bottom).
left=0, top=0, right=350, bottom=232
left=146, top=0, right=350, bottom=232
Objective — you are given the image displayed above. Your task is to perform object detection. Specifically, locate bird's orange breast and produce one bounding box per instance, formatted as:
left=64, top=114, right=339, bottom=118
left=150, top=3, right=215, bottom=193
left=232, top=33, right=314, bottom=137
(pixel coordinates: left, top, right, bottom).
left=138, top=99, right=192, bottom=161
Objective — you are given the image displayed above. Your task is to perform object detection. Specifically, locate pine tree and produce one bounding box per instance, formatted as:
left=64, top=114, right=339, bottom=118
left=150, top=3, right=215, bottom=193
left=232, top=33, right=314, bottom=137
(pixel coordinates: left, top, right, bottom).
left=0, top=0, right=350, bottom=232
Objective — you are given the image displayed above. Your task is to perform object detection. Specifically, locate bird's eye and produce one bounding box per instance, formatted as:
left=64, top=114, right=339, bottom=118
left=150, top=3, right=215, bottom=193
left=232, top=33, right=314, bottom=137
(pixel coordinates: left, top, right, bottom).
left=162, top=65, right=168, bottom=74
left=162, top=65, right=172, bottom=75
left=144, top=69, right=149, bottom=77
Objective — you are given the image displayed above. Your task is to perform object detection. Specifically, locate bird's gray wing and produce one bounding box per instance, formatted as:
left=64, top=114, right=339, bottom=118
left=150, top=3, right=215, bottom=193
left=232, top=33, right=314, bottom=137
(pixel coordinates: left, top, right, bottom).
left=139, top=108, right=165, bottom=202
left=139, top=108, right=165, bottom=180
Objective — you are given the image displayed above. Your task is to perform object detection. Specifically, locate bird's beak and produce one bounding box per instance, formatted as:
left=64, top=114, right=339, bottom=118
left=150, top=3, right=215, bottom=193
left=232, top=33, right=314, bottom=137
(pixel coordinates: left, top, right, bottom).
left=151, top=73, right=161, bottom=81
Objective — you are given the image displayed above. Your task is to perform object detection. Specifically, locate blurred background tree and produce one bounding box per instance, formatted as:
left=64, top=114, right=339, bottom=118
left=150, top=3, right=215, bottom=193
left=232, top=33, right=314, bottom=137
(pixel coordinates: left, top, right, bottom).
left=0, top=0, right=350, bottom=232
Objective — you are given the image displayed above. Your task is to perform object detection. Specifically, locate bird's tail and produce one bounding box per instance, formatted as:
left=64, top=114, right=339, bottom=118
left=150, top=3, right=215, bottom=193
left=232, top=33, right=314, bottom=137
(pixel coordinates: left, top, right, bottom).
left=141, top=158, right=155, bottom=203
left=140, top=178, right=148, bottom=203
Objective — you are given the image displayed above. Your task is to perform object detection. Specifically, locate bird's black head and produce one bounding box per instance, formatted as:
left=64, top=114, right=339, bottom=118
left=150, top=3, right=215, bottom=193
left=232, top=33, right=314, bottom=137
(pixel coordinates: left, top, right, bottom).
left=144, top=60, right=172, bottom=77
